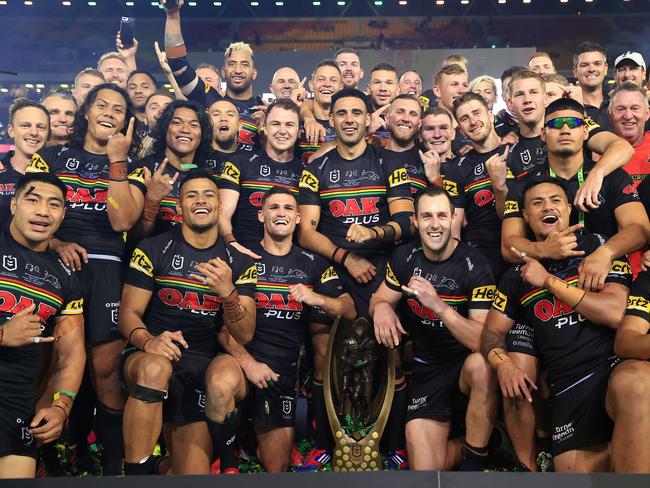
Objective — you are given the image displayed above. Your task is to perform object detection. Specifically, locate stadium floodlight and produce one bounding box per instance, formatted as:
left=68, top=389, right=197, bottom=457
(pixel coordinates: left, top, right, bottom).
left=399, top=0, right=407, bottom=4
left=337, top=1, right=345, bottom=4
left=213, top=1, right=222, bottom=4
left=126, top=1, right=134, bottom=5
left=275, top=1, right=284, bottom=5
left=498, top=0, right=506, bottom=3
left=435, top=0, right=444, bottom=5
left=313, top=0, right=320, bottom=4
left=461, top=0, right=469, bottom=4
left=24, top=1, right=33, bottom=5
left=374, top=0, right=382, bottom=4
left=250, top=1, right=259, bottom=5
left=62, top=0, right=71, bottom=5
left=0, top=1, right=7, bottom=5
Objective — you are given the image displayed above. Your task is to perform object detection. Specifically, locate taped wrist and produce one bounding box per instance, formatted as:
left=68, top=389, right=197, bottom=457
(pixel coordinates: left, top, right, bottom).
left=544, top=275, right=586, bottom=309
left=391, top=211, right=413, bottom=241
left=109, top=160, right=128, bottom=181
left=143, top=197, right=160, bottom=222
left=130, top=384, right=168, bottom=403
left=222, top=289, right=247, bottom=323
left=167, top=56, right=189, bottom=74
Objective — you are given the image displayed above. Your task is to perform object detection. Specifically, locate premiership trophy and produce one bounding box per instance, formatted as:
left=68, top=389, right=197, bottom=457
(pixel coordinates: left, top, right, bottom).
left=323, top=317, right=395, bottom=472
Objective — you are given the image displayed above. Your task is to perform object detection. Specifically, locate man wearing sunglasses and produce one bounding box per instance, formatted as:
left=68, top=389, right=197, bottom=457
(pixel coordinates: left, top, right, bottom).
left=502, top=98, right=649, bottom=293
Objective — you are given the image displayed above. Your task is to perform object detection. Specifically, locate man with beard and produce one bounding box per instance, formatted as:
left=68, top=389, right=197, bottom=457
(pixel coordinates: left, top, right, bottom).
left=0, top=173, right=85, bottom=479
left=443, top=92, right=511, bottom=279
left=41, top=90, right=77, bottom=147
left=137, top=91, right=174, bottom=159
left=371, top=186, right=497, bottom=471
left=72, top=68, right=105, bottom=106
left=573, top=42, right=613, bottom=132
left=204, top=99, right=249, bottom=179
left=126, top=70, right=158, bottom=139
left=97, top=52, right=130, bottom=89
left=301, top=48, right=364, bottom=145
left=127, top=100, right=213, bottom=239
left=0, top=99, right=50, bottom=226
left=163, top=0, right=260, bottom=151
left=367, top=63, right=399, bottom=140
left=219, top=99, right=304, bottom=253
left=528, top=52, right=556, bottom=75
left=482, top=177, right=631, bottom=472
left=27, top=83, right=146, bottom=475
left=399, top=70, right=423, bottom=98
left=614, top=52, right=646, bottom=89
left=119, top=171, right=257, bottom=475
left=298, top=88, right=414, bottom=470
left=209, top=187, right=354, bottom=473
left=298, top=60, right=342, bottom=163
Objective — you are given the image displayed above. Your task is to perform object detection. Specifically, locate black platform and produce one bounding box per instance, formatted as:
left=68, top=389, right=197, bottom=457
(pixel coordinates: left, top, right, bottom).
left=4, top=472, right=650, bottom=488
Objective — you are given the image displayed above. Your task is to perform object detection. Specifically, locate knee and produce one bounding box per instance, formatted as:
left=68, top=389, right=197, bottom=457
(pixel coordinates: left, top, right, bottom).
left=609, top=361, right=650, bottom=409
left=464, top=353, right=496, bottom=392
left=136, top=356, right=173, bottom=389
left=206, top=371, right=240, bottom=409
left=262, top=456, right=289, bottom=473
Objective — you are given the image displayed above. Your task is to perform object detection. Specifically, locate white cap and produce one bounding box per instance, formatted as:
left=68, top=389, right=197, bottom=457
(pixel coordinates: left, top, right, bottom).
left=615, top=51, right=646, bottom=71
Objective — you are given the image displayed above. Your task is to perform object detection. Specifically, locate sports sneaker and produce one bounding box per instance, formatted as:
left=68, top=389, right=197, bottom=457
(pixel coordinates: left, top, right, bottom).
left=387, top=449, right=409, bottom=470
left=296, top=448, right=332, bottom=472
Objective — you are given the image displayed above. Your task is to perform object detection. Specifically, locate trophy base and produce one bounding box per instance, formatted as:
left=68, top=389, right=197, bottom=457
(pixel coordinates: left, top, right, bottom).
left=331, top=429, right=382, bottom=472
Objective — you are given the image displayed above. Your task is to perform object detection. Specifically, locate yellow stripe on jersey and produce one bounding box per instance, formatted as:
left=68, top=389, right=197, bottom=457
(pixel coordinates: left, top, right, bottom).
left=299, top=169, right=319, bottom=193
left=492, top=290, right=508, bottom=312
left=221, top=162, right=241, bottom=185
left=471, top=285, right=496, bottom=302
left=27, top=153, right=49, bottom=173
left=388, top=167, right=409, bottom=188
left=627, top=295, right=650, bottom=314
left=320, top=266, right=339, bottom=284
left=386, top=262, right=400, bottom=287
left=61, top=298, right=84, bottom=315
left=236, top=265, right=258, bottom=285
left=130, top=248, right=154, bottom=277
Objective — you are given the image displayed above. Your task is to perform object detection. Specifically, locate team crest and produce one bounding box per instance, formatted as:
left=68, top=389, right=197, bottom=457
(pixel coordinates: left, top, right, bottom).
left=111, top=308, right=119, bottom=325
left=413, top=267, right=422, bottom=277
left=330, top=169, right=340, bottom=183
left=172, top=255, right=184, bottom=271
left=260, top=164, right=271, bottom=177
left=256, top=263, right=265, bottom=276
left=2, top=255, right=17, bottom=271
left=520, top=149, right=531, bottom=165
left=282, top=399, right=292, bottom=415
left=65, top=158, right=80, bottom=171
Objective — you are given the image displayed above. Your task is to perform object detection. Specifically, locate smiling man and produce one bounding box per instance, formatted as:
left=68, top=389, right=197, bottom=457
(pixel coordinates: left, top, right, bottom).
left=40, top=90, right=77, bottom=147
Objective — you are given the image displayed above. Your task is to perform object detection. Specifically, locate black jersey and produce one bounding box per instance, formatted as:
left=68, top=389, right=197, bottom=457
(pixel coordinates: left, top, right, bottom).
left=624, top=270, right=650, bottom=324
left=507, top=119, right=603, bottom=176
left=378, top=146, right=428, bottom=196
left=129, top=153, right=216, bottom=237
left=125, top=229, right=257, bottom=357
left=204, top=147, right=251, bottom=180
left=246, top=244, right=344, bottom=374
left=299, top=145, right=412, bottom=257
left=0, top=232, right=83, bottom=407
left=297, top=118, right=336, bottom=164
left=219, top=151, right=304, bottom=246
left=493, top=234, right=631, bottom=388
left=494, top=110, right=518, bottom=138
left=443, top=146, right=513, bottom=250
left=0, top=152, right=23, bottom=229
left=503, top=158, right=639, bottom=239
left=385, top=241, right=495, bottom=364
left=27, top=145, right=138, bottom=257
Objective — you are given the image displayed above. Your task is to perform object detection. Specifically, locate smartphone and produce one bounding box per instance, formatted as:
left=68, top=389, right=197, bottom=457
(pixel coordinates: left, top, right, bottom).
left=119, top=17, right=136, bottom=49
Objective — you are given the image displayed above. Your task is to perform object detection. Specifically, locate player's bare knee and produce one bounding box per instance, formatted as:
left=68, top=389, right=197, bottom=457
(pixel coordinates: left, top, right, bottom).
left=464, top=353, right=495, bottom=391
left=136, top=356, right=173, bottom=389
left=609, top=361, right=650, bottom=408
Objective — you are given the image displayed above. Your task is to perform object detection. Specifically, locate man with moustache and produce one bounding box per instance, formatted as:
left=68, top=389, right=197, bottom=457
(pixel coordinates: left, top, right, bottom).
left=137, top=91, right=174, bottom=159
left=41, top=90, right=77, bottom=147
left=367, top=63, right=399, bottom=140
left=204, top=99, right=250, bottom=179
left=126, top=70, right=159, bottom=139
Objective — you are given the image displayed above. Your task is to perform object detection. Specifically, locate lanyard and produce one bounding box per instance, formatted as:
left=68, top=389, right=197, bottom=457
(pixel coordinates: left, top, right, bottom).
left=549, top=165, right=585, bottom=226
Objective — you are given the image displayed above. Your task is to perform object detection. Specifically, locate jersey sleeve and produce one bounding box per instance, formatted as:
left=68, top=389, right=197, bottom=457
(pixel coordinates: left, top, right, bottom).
left=382, top=154, right=412, bottom=200
left=298, top=165, right=321, bottom=206
left=127, top=164, right=147, bottom=195
left=584, top=117, right=604, bottom=139
left=58, top=270, right=84, bottom=318
left=231, top=251, right=257, bottom=298
left=26, top=146, right=60, bottom=173
left=625, top=270, right=650, bottom=323
left=604, top=257, right=633, bottom=288
left=502, top=178, right=525, bottom=219
left=604, top=168, right=640, bottom=210
left=465, top=250, right=496, bottom=311
left=384, top=247, right=406, bottom=292
left=125, top=239, right=157, bottom=291
left=169, top=56, right=222, bottom=108
left=310, top=256, right=345, bottom=325
left=441, top=161, right=465, bottom=209
left=491, top=268, right=524, bottom=321
left=219, top=156, right=245, bottom=192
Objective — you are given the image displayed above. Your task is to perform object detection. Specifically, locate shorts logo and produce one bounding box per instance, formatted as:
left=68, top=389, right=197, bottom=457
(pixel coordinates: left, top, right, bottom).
left=264, top=400, right=270, bottom=415
left=471, top=285, right=496, bottom=302
left=221, top=162, right=240, bottom=184
left=172, top=255, right=184, bottom=271
left=520, top=149, right=531, bottom=165
left=330, top=169, right=340, bottom=183
left=388, top=167, right=409, bottom=187
left=111, top=308, right=119, bottom=325
left=260, top=164, right=271, bottom=177
left=17, top=418, right=34, bottom=446
left=256, top=263, right=266, bottom=276
left=236, top=265, right=258, bottom=285
left=130, top=248, right=154, bottom=277
left=320, top=266, right=339, bottom=284
left=282, top=399, right=292, bottom=415
left=492, top=290, right=507, bottom=312
left=503, top=200, right=519, bottom=214
left=299, top=170, right=319, bottom=192
left=2, top=255, right=17, bottom=271
left=627, top=295, right=650, bottom=314
left=196, top=389, right=206, bottom=410
left=385, top=263, right=400, bottom=287
left=442, top=179, right=458, bottom=196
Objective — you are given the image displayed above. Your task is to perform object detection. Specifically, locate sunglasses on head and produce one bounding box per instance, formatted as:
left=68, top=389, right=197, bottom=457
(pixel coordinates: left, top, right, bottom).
left=545, top=116, right=584, bottom=130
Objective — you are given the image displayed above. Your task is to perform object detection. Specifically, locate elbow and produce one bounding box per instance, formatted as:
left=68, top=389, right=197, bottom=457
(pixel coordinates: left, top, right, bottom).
left=109, top=214, right=138, bottom=233
left=501, top=239, right=518, bottom=264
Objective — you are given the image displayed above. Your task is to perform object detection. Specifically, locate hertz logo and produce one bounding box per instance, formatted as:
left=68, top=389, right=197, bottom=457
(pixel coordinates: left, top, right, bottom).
left=236, top=265, right=258, bottom=285
left=504, top=200, right=519, bottom=214
left=472, top=285, right=496, bottom=302
left=442, top=179, right=458, bottom=196
left=627, top=295, right=650, bottom=314
left=128, top=167, right=145, bottom=184
left=299, top=170, right=319, bottom=192
left=27, top=153, right=49, bottom=173
left=320, top=266, right=339, bottom=284
left=610, top=260, right=631, bottom=275
left=492, top=290, right=507, bottom=312
left=385, top=263, right=400, bottom=287
left=220, top=162, right=240, bottom=184
left=389, top=167, right=409, bottom=187
left=61, top=298, right=84, bottom=315
left=130, top=248, right=154, bottom=277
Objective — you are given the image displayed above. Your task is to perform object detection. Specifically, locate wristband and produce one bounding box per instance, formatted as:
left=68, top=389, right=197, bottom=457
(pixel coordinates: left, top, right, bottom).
left=109, top=160, right=128, bottom=181
left=379, top=225, right=396, bottom=243
left=331, top=247, right=341, bottom=262
left=222, top=289, right=247, bottom=323
left=128, top=326, right=148, bottom=344
left=370, top=227, right=379, bottom=240
left=53, top=404, right=69, bottom=419
left=340, top=251, right=352, bottom=266
left=544, top=275, right=587, bottom=309
left=332, top=247, right=348, bottom=265
left=53, top=390, right=76, bottom=401
left=143, top=198, right=160, bottom=222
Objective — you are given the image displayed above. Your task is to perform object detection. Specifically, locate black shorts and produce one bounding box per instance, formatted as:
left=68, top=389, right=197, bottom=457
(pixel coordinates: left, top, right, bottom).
left=406, top=358, right=465, bottom=422
left=79, top=256, right=124, bottom=343
left=0, top=399, right=37, bottom=459
left=247, top=373, right=297, bottom=429
left=120, top=345, right=212, bottom=423
left=334, top=255, right=387, bottom=319
left=506, top=322, right=538, bottom=357
left=550, top=359, right=619, bottom=456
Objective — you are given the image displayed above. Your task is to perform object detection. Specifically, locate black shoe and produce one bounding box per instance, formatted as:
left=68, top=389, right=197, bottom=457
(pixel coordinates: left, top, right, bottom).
left=459, top=445, right=487, bottom=471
